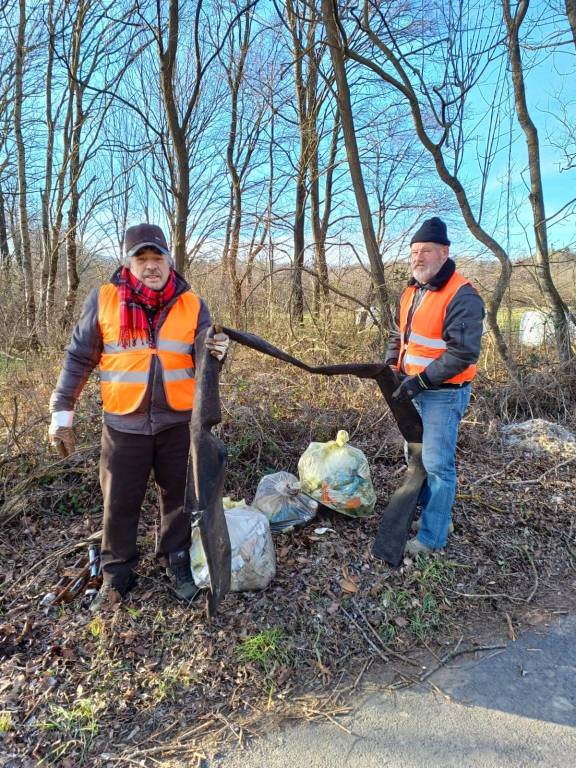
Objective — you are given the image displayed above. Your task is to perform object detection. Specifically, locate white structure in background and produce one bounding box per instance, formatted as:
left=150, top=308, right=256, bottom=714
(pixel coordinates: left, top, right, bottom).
left=519, top=310, right=575, bottom=346
left=355, top=306, right=381, bottom=328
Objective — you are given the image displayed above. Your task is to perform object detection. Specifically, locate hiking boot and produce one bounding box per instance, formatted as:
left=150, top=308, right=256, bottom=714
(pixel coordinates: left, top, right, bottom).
left=167, top=550, right=200, bottom=602
left=404, top=537, right=435, bottom=557
left=89, top=573, right=136, bottom=613
left=412, top=518, right=454, bottom=535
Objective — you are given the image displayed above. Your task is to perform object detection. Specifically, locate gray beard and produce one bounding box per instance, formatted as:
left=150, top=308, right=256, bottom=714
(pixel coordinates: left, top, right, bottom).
left=412, top=267, right=435, bottom=284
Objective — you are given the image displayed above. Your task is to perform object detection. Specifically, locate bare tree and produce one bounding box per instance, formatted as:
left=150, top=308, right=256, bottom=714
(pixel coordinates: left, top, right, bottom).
left=0, top=26, right=13, bottom=268
left=14, top=0, right=36, bottom=337
left=133, top=0, right=255, bottom=273
left=219, top=3, right=271, bottom=325
left=566, top=0, right=576, bottom=46
left=320, top=0, right=394, bottom=327
left=39, top=0, right=57, bottom=328
left=285, top=0, right=339, bottom=320
left=503, top=0, right=572, bottom=361
left=330, top=1, right=521, bottom=376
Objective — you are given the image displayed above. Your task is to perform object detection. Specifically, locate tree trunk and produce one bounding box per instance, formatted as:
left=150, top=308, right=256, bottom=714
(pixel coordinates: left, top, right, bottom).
left=504, top=0, right=572, bottom=361
left=159, top=0, right=189, bottom=273
left=292, top=175, right=306, bottom=324
left=310, top=147, right=329, bottom=316
left=0, top=184, right=9, bottom=266
left=15, top=0, right=36, bottom=339
left=320, top=0, right=393, bottom=327
left=566, top=0, right=576, bottom=47
left=310, top=108, right=339, bottom=317
left=39, top=0, right=55, bottom=331
left=60, top=5, right=85, bottom=329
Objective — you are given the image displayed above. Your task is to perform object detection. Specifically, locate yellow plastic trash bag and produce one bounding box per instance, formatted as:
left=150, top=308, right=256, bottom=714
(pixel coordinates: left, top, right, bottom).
left=297, top=430, right=376, bottom=518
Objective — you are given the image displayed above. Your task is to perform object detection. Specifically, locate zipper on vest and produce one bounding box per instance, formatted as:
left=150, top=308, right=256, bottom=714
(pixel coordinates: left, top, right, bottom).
left=145, top=308, right=156, bottom=349
left=400, top=288, right=426, bottom=372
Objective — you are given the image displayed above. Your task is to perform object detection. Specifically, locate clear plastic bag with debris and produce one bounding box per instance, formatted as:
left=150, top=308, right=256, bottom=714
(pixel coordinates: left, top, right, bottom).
left=190, top=501, right=276, bottom=592
left=252, top=471, right=318, bottom=533
left=297, top=429, right=376, bottom=518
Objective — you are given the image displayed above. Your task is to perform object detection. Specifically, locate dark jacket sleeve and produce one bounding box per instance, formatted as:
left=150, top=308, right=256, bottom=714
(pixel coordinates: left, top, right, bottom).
left=422, top=284, right=485, bottom=386
left=49, top=289, right=103, bottom=412
left=196, top=298, right=212, bottom=334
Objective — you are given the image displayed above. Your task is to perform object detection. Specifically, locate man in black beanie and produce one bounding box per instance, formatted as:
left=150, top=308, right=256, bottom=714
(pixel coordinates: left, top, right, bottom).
left=384, top=217, right=484, bottom=555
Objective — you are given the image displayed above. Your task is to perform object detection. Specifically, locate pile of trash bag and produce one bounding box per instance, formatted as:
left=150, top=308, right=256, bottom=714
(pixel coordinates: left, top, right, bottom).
left=190, top=500, right=276, bottom=591
left=191, top=431, right=377, bottom=593
left=252, top=471, right=317, bottom=532
left=298, top=429, right=376, bottom=517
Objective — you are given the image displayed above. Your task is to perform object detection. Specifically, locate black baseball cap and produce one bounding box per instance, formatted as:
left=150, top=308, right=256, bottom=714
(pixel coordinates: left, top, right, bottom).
left=124, top=223, right=171, bottom=260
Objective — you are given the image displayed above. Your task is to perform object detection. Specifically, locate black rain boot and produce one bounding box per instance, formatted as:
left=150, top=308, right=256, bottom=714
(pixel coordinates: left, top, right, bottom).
left=167, top=549, right=200, bottom=602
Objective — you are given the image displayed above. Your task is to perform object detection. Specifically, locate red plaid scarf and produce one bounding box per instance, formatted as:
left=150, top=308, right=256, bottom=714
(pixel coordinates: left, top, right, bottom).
left=118, top=266, right=177, bottom=348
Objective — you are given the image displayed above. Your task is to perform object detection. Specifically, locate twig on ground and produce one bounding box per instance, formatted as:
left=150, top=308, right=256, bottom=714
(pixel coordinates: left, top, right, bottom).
left=305, top=707, right=352, bottom=734
left=561, top=534, right=576, bottom=571
left=419, top=643, right=507, bottom=682
left=351, top=600, right=421, bottom=667
left=339, top=605, right=389, bottom=664
left=216, top=712, right=244, bottom=747
left=470, top=457, right=521, bottom=486
left=508, top=456, right=576, bottom=486
left=352, top=658, right=373, bottom=689
left=518, top=545, right=539, bottom=603
left=447, top=587, right=526, bottom=603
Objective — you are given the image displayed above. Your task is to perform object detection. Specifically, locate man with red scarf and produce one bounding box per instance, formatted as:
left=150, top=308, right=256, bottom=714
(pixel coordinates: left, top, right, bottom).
left=48, top=224, right=229, bottom=610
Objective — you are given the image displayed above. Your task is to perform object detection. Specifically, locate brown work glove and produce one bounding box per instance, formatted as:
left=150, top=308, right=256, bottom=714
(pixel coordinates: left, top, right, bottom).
left=49, top=425, right=76, bottom=457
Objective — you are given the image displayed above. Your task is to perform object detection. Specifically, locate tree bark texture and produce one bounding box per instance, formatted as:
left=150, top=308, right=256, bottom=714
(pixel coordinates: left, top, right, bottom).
left=321, top=0, right=393, bottom=328
left=0, top=184, right=9, bottom=266
left=15, top=0, right=36, bottom=337
left=503, top=0, right=572, bottom=361
left=566, top=0, right=576, bottom=47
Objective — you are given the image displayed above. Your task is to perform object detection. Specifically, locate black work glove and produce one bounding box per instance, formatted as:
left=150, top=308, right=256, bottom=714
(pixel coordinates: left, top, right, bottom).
left=392, top=373, right=430, bottom=402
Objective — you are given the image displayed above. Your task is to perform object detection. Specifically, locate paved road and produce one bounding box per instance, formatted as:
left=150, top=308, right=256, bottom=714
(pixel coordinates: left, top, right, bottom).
left=212, top=614, right=576, bottom=768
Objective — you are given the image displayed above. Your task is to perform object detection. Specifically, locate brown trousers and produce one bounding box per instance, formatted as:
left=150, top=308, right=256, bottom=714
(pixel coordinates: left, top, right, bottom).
left=99, top=424, right=191, bottom=588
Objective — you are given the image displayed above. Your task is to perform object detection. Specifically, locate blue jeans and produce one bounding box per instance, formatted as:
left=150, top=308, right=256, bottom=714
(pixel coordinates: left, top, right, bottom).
left=411, top=385, right=471, bottom=549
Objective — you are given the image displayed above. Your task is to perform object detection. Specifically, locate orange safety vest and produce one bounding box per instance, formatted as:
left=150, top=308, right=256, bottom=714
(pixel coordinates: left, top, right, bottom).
left=398, top=271, right=476, bottom=384
left=98, top=284, right=201, bottom=414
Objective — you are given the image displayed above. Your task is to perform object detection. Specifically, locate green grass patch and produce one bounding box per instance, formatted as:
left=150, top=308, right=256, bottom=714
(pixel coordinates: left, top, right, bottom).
left=40, top=695, right=104, bottom=761
left=41, top=697, right=102, bottom=737
left=409, top=593, right=442, bottom=641
left=380, top=584, right=445, bottom=643
left=146, top=663, right=192, bottom=706
left=236, top=628, right=292, bottom=675
left=0, top=710, right=13, bottom=732
left=414, top=555, right=455, bottom=588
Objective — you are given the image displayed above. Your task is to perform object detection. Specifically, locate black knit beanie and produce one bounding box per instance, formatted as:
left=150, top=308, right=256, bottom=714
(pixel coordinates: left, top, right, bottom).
left=410, top=217, right=450, bottom=246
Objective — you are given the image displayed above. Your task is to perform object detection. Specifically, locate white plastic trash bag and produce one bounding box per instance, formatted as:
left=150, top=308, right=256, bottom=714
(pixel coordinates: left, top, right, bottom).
left=190, top=505, right=276, bottom=592
left=252, top=471, right=317, bottom=532
left=298, top=429, right=376, bottom=518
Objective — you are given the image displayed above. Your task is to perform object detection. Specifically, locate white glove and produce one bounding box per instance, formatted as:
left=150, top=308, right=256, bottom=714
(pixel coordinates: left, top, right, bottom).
left=205, top=332, right=230, bottom=361
left=48, top=411, right=75, bottom=457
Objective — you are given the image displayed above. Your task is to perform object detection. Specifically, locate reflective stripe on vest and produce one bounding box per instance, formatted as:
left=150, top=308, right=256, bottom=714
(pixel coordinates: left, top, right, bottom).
left=97, top=284, right=201, bottom=414
left=398, top=271, right=477, bottom=384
